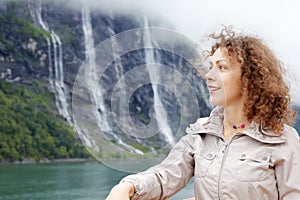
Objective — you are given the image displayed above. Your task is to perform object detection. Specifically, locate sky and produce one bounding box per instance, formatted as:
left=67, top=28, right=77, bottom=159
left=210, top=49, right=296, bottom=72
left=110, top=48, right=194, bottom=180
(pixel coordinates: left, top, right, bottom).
left=68, top=0, right=300, bottom=102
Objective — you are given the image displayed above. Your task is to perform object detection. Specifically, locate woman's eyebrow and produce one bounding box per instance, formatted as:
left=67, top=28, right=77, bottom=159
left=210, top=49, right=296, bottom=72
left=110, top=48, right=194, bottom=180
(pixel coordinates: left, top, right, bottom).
left=210, top=60, right=227, bottom=65
left=216, top=60, right=227, bottom=64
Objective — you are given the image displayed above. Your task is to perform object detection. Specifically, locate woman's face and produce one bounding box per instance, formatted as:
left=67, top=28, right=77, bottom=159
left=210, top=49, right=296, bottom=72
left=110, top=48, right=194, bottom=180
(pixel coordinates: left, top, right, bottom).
left=205, top=47, right=244, bottom=107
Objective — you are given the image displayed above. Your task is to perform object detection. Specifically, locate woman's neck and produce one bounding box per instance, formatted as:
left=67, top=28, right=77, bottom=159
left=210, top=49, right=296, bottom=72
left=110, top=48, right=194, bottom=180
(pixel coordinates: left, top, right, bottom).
left=223, top=106, right=249, bottom=140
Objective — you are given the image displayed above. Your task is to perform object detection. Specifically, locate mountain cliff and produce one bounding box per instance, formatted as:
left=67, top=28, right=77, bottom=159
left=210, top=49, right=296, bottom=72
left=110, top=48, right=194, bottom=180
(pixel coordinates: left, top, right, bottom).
left=0, top=0, right=212, bottom=162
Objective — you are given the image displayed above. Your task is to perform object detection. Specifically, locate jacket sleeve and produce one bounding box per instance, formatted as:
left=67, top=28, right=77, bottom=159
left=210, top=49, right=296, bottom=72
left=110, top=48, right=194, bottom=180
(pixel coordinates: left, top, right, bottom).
left=120, top=134, right=195, bottom=200
left=275, top=127, right=300, bottom=199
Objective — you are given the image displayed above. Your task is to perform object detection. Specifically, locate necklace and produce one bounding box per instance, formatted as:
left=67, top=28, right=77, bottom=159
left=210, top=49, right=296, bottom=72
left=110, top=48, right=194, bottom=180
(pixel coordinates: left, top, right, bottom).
left=224, top=118, right=246, bottom=129
left=232, top=123, right=245, bottom=129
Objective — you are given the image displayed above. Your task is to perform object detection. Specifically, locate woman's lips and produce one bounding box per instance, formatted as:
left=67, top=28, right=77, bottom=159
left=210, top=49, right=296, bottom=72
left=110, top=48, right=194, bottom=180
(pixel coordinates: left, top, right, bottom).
left=207, top=85, right=220, bottom=93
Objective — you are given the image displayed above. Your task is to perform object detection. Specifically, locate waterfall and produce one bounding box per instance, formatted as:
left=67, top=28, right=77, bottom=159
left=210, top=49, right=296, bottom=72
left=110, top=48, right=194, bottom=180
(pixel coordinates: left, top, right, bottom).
left=81, top=6, right=143, bottom=155
left=50, top=31, right=72, bottom=125
left=28, top=0, right=53, bottom=91
left=29, top=0, right=98, bottom=151
left=28, top=0, right=72, bottom=125
left=143, top=16, right=175, bottom=145
left=81, top=5, right=112, bottom=133
left=107, top=14, right=128, bottom=119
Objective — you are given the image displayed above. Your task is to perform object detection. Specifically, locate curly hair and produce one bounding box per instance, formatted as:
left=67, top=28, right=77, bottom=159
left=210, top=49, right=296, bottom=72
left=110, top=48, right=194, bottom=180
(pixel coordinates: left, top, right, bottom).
left=207, top=26, right=295, bottom=135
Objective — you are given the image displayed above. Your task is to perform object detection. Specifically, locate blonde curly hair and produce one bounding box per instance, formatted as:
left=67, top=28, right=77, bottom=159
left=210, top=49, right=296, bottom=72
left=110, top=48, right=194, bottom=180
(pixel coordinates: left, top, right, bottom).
left=206, top=26, right=295, bottom=134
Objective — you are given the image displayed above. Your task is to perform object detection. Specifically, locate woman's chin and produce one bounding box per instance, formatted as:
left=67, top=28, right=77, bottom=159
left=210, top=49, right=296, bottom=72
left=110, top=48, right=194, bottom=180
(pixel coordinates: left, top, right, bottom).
left=209, top=98, right=222, bottom=106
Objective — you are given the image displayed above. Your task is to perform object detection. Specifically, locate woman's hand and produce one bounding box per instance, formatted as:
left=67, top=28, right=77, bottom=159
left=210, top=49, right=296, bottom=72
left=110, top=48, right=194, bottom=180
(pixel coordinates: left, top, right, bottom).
left=105, top=182, right=135, bottom=200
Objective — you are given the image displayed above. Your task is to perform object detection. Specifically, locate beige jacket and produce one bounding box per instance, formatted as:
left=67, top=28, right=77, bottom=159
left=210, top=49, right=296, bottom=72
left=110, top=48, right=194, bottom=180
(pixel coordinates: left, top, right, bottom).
left=121, top=107, right=300, bottom=200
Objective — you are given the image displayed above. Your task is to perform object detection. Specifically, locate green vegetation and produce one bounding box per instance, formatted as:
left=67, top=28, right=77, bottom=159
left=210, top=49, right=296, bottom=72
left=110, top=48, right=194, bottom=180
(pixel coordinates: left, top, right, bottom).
left=0, top=14, right=51, bottom=40
left=127, top=142, right=149, bottom=153
left=0, top=14, right=51, bottom=70
left=0, top=80, right=90, bottom=162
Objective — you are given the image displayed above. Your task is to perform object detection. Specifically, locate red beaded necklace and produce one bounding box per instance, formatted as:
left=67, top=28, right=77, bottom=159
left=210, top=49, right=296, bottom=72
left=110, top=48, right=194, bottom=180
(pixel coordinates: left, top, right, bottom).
left=232, top=123, right=245, bottom=129
left=224, top=118, right=246, bottom=130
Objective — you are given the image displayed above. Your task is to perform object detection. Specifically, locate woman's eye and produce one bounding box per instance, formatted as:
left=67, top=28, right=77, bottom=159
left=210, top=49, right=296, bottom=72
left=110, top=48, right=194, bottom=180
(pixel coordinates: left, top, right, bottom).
left=218, top=65, right=226, bottom=70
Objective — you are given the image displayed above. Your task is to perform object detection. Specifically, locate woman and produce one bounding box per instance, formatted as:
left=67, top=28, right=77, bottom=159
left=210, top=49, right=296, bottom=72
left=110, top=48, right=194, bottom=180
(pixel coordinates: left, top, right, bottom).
left=105, top=27, right=300, bottom=200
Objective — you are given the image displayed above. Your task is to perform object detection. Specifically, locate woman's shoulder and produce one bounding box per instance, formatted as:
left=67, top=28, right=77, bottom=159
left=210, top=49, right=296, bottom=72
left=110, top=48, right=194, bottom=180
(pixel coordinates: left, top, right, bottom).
left=185, top=117, right=209, bottom=135
left=271, top=125, right=300, bottom=162
left=282, top=124, right=300, bottom=142
left=178, top=117, right=210, bottom=150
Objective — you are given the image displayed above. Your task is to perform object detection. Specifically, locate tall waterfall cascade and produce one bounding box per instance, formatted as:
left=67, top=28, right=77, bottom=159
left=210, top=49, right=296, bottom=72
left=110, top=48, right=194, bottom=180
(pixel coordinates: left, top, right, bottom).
left=81, top=5, right=111, bottom=133
left=29, top=1, right=99, bottom=151
left=143, top=16, right=175, bottom=146
left=81, top=5, right=143, bottom=155
left=28, top=0, right=72, bottom=125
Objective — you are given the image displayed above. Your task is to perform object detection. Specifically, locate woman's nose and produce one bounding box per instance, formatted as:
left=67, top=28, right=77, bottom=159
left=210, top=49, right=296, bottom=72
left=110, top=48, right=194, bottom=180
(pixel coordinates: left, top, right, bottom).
left=205, top=67, right=215, bottom=81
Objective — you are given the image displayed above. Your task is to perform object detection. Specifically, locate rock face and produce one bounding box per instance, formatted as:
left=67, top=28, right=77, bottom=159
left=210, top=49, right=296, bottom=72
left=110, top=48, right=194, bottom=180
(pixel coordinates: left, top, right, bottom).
left=0, top=3, right=47, bottom=81
left=0, top=0, right=213, bottom=159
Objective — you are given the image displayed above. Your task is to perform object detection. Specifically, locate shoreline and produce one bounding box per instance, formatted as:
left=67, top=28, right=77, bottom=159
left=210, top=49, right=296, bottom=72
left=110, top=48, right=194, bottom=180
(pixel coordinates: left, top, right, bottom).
left=0, top=154, right=166, bottom=166
left=0, top=158, right=95, bottom=165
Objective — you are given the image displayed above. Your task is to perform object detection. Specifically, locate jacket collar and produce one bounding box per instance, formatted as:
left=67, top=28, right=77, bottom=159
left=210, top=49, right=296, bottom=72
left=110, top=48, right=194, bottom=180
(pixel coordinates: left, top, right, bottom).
left=186, top=106, right=286, bottom=144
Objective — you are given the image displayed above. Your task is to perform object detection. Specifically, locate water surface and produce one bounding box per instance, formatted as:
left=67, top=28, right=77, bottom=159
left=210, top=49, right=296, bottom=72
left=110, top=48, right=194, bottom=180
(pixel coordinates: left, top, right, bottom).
left=0, top=162, right=194, bottom=200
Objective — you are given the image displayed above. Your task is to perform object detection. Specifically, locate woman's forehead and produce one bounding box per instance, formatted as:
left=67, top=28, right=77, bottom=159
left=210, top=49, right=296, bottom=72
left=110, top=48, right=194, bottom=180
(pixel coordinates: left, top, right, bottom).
left=210, top=48, right=229, bottom=61
left=210, top=47, right=240, bottom=64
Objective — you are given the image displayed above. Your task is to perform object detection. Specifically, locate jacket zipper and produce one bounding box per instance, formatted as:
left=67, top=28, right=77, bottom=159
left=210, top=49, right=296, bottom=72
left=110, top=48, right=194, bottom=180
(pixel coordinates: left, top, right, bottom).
left=217, top=137, right=234, bottom=200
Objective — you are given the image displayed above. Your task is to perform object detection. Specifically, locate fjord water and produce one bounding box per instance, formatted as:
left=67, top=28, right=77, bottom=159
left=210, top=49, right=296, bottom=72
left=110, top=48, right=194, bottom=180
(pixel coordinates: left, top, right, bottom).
left=0, top=162, right=194, bottom=200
